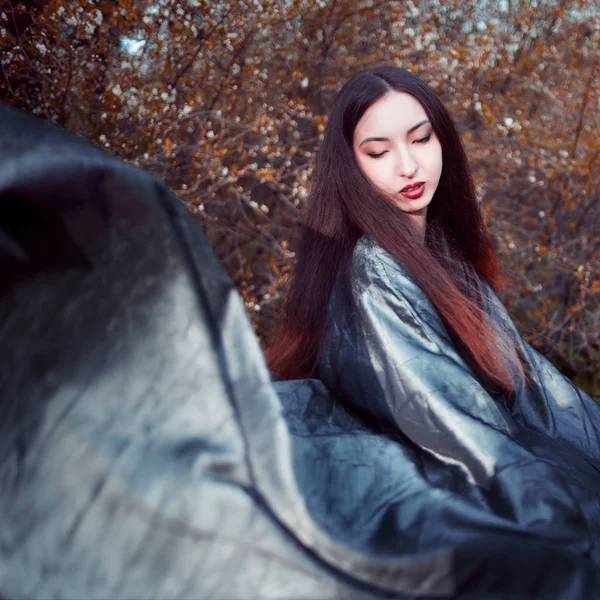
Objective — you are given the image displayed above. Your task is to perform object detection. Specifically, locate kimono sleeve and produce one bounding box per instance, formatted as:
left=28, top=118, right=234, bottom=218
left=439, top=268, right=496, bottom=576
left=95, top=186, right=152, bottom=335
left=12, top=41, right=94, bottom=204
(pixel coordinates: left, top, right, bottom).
left=482, top=284, right=600, bottom=463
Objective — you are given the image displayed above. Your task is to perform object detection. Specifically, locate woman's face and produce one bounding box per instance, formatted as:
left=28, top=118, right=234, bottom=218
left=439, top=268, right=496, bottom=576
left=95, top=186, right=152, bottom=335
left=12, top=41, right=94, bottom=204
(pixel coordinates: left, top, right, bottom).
left=352, top=91, right=443, bottom=232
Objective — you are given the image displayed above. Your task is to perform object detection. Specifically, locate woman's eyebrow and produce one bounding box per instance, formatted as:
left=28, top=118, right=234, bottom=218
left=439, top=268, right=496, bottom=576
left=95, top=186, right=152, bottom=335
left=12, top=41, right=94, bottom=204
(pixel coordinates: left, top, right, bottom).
left=358, top=119, right=431, bottom=147
left=359, top=136, right=388, bottom=147
left=407, top=119, right=430, bottom=134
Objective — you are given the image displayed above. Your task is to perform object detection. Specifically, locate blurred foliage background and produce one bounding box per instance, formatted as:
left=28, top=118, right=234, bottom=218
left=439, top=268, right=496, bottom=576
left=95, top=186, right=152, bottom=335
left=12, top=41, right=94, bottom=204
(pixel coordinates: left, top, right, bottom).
left=2, top=0, right=599, bottom=398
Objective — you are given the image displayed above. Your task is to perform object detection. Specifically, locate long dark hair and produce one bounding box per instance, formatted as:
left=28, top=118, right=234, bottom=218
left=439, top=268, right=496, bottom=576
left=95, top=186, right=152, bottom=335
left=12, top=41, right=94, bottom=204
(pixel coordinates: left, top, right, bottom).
left=265, top=66, right=526, bottom=396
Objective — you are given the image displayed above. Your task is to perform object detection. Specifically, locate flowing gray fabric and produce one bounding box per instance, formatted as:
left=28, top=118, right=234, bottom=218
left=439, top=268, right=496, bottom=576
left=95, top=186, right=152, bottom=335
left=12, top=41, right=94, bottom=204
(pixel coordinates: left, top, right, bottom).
left=1, top=103, right=599, bottom=599
left=277, top=236, right=600, bottom=570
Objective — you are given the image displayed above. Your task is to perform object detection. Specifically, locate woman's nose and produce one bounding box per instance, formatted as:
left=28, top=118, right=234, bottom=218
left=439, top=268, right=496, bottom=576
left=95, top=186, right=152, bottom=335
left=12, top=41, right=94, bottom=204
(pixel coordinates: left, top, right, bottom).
left=395, top=148, right=418, bottom=178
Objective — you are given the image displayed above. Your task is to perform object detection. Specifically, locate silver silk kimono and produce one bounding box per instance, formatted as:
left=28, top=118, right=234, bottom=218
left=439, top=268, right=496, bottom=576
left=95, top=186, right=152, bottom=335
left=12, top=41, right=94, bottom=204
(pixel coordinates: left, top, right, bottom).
left=276, top=235, right=600, bottom=568
left=1, top=103, right=600, bottom=599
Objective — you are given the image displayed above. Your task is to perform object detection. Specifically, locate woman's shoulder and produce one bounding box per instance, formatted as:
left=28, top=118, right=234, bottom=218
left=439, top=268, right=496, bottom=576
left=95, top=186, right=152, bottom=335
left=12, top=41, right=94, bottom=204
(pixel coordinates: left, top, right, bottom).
left=352, top=234, right=405, bottom=276
left=348, top=234, right=452, bottom=343
left=353, top=234, right=396, bottom=266
left=351, top=234, right=421, bottom=300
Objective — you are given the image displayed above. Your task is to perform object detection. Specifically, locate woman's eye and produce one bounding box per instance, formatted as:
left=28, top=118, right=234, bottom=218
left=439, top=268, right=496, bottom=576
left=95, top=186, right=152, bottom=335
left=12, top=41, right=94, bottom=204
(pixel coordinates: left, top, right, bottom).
left=414, top=134, right=431, bottom=144
left=367, top=151, right=387, bottom=158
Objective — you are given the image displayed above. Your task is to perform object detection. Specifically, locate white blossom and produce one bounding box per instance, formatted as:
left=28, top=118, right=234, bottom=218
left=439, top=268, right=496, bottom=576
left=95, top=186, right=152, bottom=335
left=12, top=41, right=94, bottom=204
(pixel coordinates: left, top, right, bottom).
left=408, top=2, right=420, bottom=17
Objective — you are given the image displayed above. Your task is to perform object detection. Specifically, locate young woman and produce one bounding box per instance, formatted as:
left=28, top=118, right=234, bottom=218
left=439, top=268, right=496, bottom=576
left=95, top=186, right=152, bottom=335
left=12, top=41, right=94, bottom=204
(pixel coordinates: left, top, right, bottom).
left=267, top=66, right=526, bottom=395
left=267, top=66, right=600, bottom=569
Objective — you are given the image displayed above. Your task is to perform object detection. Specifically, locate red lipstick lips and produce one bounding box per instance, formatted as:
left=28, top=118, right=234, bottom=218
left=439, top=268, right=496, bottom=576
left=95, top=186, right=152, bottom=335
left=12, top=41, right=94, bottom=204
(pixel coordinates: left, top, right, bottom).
left=400, top=182, right=425, bottom=200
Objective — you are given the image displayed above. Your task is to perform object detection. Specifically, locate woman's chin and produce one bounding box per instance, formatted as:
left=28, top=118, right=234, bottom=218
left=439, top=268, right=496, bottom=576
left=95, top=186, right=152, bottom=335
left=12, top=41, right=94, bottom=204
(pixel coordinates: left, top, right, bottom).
left=394, top=196, right=431, bottom=215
